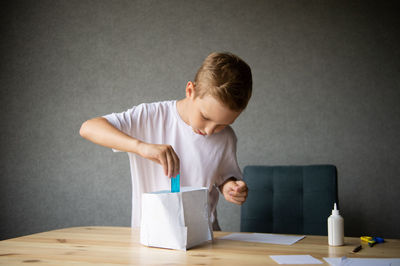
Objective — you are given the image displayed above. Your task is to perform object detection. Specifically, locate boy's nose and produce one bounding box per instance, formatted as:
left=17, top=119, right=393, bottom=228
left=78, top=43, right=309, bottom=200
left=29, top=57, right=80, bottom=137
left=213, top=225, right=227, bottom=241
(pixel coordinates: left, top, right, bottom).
left=205, top=129, right=213, bottom=135
left=205, top=125, right=217, bottom=135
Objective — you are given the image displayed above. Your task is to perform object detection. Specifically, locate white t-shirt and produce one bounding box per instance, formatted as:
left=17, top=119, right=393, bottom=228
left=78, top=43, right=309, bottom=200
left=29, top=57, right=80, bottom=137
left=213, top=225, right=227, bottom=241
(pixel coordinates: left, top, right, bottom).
left=103, top=100, right=242, bottom=229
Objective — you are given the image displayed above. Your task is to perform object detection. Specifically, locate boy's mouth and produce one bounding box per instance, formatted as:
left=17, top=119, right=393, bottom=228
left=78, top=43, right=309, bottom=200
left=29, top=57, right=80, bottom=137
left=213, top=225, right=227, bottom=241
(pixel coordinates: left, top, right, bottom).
left=194, top=129, right=206, bottom=135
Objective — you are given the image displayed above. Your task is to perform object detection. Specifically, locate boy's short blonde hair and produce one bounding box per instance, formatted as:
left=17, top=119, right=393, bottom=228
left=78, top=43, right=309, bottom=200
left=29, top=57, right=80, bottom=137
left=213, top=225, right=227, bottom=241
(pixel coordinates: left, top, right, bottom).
left=194, top=52, right=252, bottom=111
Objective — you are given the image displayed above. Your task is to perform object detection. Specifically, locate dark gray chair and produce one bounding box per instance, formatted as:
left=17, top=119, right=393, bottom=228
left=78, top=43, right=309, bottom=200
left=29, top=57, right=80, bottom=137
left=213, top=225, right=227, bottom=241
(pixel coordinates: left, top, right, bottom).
left=240, top=165, right=338, bottom=235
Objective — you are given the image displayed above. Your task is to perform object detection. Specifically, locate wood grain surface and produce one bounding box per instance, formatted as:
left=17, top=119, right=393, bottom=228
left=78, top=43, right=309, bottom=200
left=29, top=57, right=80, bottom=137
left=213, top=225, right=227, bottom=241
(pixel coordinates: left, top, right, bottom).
left=0, top=226, right=399, bottom=265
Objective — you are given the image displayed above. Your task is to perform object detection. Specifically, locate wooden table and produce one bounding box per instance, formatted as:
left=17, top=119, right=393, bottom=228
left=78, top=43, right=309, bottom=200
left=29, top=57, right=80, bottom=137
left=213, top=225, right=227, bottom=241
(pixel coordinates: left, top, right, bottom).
left=0, top=226, right=399, bottom=265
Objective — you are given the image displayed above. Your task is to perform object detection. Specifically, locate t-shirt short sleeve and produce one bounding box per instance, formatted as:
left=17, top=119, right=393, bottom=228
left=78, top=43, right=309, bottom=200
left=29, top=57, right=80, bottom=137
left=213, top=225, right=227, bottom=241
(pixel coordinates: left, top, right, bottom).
left=214, top=128, right=243, bottom=186
left=103, top=103, right=151, bottom=137
left=102, top=104, right=150, bottom=152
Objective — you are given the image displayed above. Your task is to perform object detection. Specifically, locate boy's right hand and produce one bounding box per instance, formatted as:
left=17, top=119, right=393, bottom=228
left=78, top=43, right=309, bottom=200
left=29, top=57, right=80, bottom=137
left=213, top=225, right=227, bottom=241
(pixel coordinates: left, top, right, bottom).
left=138, top=142, right=180, bottom=178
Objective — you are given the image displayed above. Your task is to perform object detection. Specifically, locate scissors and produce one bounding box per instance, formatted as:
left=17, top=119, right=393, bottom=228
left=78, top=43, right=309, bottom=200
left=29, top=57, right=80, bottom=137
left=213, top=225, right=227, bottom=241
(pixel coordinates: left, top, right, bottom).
left=360, top=236, right=384, bottom=247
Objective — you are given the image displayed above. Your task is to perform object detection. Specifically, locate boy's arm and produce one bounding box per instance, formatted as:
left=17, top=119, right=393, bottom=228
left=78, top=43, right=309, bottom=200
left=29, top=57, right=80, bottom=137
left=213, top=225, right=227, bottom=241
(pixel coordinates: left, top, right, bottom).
left=79, top=117, right=180, bottom=178
left=219, top=177, right=248, bottom=205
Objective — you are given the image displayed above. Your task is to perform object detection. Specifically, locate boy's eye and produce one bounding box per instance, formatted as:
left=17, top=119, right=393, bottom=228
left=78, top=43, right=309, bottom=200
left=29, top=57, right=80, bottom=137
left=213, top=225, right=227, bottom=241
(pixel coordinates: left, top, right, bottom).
left=201, top=115, right=209, bottom=121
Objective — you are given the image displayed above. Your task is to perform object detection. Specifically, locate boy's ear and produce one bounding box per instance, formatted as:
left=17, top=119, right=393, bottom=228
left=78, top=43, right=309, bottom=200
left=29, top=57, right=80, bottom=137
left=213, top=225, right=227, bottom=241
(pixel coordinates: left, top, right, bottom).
left=185, top=81, right=196, bottom=99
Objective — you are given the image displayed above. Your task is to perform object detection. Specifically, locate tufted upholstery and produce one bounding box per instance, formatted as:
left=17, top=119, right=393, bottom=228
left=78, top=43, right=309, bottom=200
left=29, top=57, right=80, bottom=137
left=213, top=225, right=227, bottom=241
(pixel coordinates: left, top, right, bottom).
left=240, top=165, right=338, bottom=235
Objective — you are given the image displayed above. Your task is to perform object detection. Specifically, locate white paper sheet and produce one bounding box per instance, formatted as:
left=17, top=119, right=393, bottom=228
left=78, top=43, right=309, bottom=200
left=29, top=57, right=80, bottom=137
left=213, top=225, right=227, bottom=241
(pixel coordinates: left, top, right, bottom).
left=219, top=232, right=305, bottom=245
left=323, top=257, right=400, bottom=266
left=270, top=255, right=323, bottom=264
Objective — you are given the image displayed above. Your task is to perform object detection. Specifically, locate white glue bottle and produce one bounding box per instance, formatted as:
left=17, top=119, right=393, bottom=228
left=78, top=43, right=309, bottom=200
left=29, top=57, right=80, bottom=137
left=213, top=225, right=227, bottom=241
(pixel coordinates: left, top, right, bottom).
left=328, top=203, right=344, bottom=246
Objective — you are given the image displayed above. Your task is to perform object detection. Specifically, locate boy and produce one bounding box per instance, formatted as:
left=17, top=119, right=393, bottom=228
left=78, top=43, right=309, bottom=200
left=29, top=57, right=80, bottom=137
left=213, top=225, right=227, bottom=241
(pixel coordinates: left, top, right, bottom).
left=80, top=52, right=252, bottom=230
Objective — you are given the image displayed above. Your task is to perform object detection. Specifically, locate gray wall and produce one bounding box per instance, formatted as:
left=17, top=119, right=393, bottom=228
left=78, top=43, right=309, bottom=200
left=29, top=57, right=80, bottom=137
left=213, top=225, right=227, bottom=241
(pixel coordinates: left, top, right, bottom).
left=1, top=0, right=399, bottom=240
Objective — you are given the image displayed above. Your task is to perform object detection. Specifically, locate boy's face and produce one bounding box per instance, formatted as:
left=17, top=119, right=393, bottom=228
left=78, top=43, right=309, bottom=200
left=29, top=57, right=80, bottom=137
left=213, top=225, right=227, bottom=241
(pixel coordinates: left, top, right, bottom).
left=185, top=82, right=241, bottom=136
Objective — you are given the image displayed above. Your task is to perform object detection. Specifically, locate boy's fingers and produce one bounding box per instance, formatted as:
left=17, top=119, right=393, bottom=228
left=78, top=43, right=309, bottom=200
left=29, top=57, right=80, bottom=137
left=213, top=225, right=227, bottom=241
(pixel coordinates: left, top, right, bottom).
left=230, top=191, right=247, bottom=197
left=235, top=181, right=248, bottom=192
left=228, top=197, right=244, bottom=205
left=236, top=180, right=245, bottom=186
left=233, top=198, right=246, bottom=204
left=171, top=149, right=180, bottom=177
left=166, top=149, right=174, bottom=178
left=228, top=180, right=240, bottom=190
left=159, top=154, right=168, bottom=176
left=230, top=185, right=248, bottom=196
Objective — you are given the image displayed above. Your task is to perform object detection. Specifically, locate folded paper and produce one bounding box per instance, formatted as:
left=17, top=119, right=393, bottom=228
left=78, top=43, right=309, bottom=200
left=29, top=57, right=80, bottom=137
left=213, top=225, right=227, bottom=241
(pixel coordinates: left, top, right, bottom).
left=140, top=187, right=213, bottom=250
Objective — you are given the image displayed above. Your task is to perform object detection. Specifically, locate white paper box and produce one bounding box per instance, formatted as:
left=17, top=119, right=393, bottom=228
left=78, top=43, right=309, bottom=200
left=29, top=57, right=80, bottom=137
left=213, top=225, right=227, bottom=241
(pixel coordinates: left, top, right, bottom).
left=140, top=187, right=213, bottom=250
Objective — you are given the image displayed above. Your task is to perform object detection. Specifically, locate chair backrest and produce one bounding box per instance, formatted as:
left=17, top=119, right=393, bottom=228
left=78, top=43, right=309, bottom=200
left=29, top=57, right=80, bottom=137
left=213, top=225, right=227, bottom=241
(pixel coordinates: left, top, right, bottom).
left=240, top=165, right=338, bottom=235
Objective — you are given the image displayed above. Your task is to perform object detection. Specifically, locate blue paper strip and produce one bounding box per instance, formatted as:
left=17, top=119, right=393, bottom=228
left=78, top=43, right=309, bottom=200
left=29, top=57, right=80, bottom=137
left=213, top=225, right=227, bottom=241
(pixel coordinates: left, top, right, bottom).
left=171, top=174, right=180, bottom=193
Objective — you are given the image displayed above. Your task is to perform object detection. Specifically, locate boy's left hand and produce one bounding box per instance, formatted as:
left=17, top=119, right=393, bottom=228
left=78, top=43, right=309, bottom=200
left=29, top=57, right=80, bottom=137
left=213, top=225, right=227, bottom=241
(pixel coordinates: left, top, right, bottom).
left=220, top=179, right=248, bottom=205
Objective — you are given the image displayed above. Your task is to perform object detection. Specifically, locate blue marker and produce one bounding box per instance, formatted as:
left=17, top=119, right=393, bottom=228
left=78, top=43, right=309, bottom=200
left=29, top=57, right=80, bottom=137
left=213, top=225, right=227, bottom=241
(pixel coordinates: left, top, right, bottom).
left=171, top=174, right=180, bottom=193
